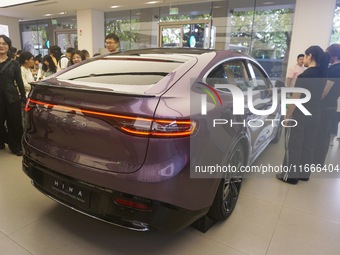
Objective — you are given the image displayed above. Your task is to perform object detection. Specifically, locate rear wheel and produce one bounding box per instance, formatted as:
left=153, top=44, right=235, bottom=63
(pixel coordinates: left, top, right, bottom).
left=208, top=143, right=244, bottom=220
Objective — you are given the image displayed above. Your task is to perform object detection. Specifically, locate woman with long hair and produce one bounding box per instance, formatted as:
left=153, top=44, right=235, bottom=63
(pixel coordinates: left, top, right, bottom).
left=49, top=45, right=62, bottom=69
left=38, top=54, right=57, bottom=79
left=0, top=34, right=26, bottom=156
left=277, top=45, right=330, bottom=184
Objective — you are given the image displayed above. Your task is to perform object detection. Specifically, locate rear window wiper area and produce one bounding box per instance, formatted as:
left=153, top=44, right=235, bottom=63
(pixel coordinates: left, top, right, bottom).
left=69, top=72, right=169, bottom=81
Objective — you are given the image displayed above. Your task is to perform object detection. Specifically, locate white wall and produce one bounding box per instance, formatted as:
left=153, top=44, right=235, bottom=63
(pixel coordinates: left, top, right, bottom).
left=0, top=16, right=20, bottom=49
left=288, top=0, right=336, bottom=69
left=77, top=9, right=105, bottom=56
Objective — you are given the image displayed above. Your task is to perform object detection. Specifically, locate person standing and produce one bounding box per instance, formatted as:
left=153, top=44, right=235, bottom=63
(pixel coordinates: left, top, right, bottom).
left=105, top=33, right=120, bottom=53
left=18, top=51, right=35, bottom=96
left=70, top=50, right=86, bottom=65
left=31, top=55, right=42, bottom=79
left=9, top=46, right=17, bottom=60
left=314, top=44, right=340, bottom=163
left=329, top=97, right=340, bottom=146
left=38, top=55, right=57, bottom=79
left=81, top=49, right=90, bottom=59
left=58, top=47, right=74, bottom=70
left=286, top=53, right=306, bottom=87
left=0, top=35, right=26, bottom=156
left=276, top=46, right=329, bottom=184
left=49, top=45, right=62, bottom=70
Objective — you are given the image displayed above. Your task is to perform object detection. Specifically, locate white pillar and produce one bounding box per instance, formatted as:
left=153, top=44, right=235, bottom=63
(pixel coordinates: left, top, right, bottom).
left=76, top=9, right=105, bottom=56
left=288, top=0, right=336, bottom=68
left=212, top=1, right=231, bottom=50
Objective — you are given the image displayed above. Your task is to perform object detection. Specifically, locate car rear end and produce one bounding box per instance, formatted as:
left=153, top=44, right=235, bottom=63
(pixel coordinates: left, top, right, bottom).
left=22, top=51, right=220, bottom=232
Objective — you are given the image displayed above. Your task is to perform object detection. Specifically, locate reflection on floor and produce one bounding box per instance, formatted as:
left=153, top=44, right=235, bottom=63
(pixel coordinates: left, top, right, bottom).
left=1, top=137, right=340, bottom=255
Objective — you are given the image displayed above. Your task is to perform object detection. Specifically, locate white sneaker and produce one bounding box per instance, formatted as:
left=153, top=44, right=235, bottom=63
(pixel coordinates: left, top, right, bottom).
left=330, top=134, right=336, bottom=146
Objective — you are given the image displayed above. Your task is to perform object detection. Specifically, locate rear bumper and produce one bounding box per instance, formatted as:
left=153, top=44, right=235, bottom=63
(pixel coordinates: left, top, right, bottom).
left=23, top=156, right=210, bottom=232
left=22, top=137, right=220, bottom=211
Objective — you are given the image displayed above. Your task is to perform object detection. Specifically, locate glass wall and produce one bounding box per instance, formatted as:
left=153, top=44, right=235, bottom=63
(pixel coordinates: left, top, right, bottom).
left=158, top=2, right=212, bottom=48
left=20, top=21, right=49, bottom=56
left=228, top=6, right=295, bottom=78
left=19, top=16, right=77, bottom=56
left=331, top=1, right=340, bottom=44
left=19, top=0, right=296, bottom=78
left=105, top=0, right=295, bottom=79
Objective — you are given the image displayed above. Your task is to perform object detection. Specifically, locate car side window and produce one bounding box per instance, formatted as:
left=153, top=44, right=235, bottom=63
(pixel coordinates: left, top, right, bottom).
left=206, top=64, right=228, bottom=87
left=206, top=60, right=251, bottom=92
left=222, top=60, right=250, bottom=91
left=247, top=62, right=271, bottom=90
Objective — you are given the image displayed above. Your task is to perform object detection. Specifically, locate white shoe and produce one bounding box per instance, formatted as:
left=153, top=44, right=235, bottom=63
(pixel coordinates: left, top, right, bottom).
left=330, top=134, right=336, bottom=146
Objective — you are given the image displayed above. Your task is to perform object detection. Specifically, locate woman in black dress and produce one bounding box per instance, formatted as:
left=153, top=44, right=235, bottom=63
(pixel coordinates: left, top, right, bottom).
left=277, top=46, right=329, bottom=184
left=314, top=44, right=340, bottom=164
left=0, top=35, right=26, bottom=156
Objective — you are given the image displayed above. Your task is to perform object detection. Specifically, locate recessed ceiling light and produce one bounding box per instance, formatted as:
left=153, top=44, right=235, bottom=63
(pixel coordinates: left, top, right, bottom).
left=0, top=0, right=44, bottom=8
left=146, top=1, right=160, bottom=4
left=263, top=1, right=274, bottom=4
left=110, top=5, right=120, bottom=9
left=44, top=11, right=67, bottom=17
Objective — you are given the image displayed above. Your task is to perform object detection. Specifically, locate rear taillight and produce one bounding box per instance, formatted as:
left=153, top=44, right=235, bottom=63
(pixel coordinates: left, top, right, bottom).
left=119, top=118, right=196, bottom=137
left=25, top=99, right=197, bottom=137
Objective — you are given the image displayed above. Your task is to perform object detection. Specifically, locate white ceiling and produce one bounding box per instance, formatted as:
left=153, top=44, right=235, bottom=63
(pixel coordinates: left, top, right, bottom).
left=0, top=0, right=296, bottom=21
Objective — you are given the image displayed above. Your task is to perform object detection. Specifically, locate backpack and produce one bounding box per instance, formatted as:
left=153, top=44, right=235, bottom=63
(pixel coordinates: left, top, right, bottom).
left=58, top=55, right=68, bottom=68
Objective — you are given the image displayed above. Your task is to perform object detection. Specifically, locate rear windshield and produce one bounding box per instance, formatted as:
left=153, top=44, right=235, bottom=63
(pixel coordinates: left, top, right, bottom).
left=57, top=58, right=184, bottom=86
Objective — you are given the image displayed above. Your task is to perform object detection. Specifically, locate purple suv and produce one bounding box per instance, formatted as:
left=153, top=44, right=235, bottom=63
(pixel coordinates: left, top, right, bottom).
left=22, top=48, right=282, bottom=232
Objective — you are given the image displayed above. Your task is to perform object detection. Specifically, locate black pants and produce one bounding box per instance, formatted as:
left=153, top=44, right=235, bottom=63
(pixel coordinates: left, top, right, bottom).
left=283, top=109, right=320, bottom=180
left=0, top=123, right=7, bottom=145
left=330, top=111, right=340, bottom=135
left=0, top=97, right=23, bottom=153
left=314, top=107, right=336, bottom=166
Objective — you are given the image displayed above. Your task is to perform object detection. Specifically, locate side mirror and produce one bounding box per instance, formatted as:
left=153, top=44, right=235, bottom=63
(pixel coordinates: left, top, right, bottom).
left=275, top=80, right=285, bottom=88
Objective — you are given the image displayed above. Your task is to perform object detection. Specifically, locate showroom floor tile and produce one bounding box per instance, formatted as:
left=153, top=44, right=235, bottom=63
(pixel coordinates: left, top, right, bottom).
left=1, top=138, right=340, bottom=255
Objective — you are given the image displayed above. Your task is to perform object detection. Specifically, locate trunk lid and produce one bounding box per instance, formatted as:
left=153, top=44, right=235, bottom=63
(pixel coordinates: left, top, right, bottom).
left=25, top=84, right=159, bottom=173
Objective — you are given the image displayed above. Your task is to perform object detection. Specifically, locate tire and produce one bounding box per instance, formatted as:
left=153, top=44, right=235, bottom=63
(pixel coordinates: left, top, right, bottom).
left=208, top=143, right=244, bottom=221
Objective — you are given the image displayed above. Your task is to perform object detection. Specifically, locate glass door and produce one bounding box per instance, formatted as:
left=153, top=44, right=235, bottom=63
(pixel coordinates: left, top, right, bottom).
left=160, top=26, right=182, bottom=47
left=159, top=20, right=210, bottom=48
left=55, top=30, right=77, bottom=52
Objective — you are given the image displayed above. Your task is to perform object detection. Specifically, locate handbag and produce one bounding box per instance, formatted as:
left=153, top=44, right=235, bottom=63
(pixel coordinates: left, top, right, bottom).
left=0, top=59, right=12, bottom=74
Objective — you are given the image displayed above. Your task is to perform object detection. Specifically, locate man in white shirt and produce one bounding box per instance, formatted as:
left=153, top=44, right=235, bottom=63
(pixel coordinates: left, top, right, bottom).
left=18, top=51, right=35, bottom=96
left=59, top=47, right=75, bottom=70
left=286, top=53, right=306, bottom=87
